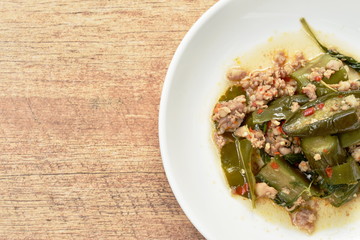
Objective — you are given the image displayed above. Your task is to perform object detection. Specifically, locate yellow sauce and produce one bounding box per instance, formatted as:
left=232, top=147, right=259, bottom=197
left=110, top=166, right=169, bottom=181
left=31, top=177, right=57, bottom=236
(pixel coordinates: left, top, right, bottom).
left=248, top=196, right=360, bottom=232
left=221, top=30, right=360, bottom=233
left=232, top=31, right=322, bottom=70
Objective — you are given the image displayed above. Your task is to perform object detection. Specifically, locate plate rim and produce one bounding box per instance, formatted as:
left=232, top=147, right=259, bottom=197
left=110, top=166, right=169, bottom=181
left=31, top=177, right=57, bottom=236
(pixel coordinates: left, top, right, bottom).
left=158, top=0, right=231, bottom=238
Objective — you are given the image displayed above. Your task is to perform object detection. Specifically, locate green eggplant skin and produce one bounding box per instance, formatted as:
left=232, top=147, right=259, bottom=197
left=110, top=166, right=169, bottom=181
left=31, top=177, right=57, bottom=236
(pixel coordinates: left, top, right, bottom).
left=301, top=135, right=347, bottom=177
left=220, top=139, right=257, bottom=205
left=252, top=95, right=309, bottom=124
left=299, top=91, right=360, bottom=110
left=325, top=157, right=360, bottom=185
left=325, top=182, right=360, bottom=207
left=256, top=156, right=317, bottom=206
left=339, top=128, right=360, bottom=148
left=220, top=141, right=245, bottom=188
left=219, top=85, right=246, bottom=102
left=283, top=153, right=307, bottom=166
left=291, top=53, right=348, bottom=96
left=283, top=91, right=360, bottom=137
left=235, top=139, right=257, bottom=207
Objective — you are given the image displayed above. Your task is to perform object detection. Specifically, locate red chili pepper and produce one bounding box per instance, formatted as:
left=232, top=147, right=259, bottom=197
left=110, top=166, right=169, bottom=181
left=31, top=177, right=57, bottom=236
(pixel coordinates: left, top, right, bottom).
left=338, top=95, right=344, bottom=98
left=278, top=126, right=286, bottom=135
left=283, top=76, right=292, bottom=82
left=214, top=103, right=221, bottom=113
left=257, top=109, right=264, bottom=114
left=326, top=166, right=333, bottom=178
left=323, top=149, right=328, bottom=153
left=270, top=161, right=280, bottom=169
left=317, top=103, right=325, bottom=109
left=314, top=76, right=322, bottom=82
left=236, top=183, right=249, bottom=195
left=303, top=107, right=315, bottom=117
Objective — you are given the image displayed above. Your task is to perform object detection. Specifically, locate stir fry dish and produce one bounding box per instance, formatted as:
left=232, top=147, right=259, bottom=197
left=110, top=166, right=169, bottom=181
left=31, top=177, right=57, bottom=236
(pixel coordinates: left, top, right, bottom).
left=212, top=18, right=360, bottom=233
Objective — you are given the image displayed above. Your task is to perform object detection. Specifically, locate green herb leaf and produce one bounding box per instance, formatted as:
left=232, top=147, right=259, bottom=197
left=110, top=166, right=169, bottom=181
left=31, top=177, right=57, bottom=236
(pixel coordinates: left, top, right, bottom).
left=235, top=138, right=257, bottom=208
left=300, top=18, right=327, bottom=52
left=327, top=50, right=360, bottom=72
left=300, top=18, right=360, bottom=72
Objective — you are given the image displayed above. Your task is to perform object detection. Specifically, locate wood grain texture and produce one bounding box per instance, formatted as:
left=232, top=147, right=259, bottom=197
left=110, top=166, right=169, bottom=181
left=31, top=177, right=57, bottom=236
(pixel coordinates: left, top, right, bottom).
left=0, top=0, right=217, bottom=239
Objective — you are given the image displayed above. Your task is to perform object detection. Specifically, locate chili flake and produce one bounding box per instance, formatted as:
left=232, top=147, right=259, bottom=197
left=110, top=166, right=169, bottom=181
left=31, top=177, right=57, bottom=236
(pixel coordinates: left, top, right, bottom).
left=317, top=103, right=325, bottom=109
left=271, top=161, right=280, bottom=170
left=236, top=183, right=249, bottom=195
left=326, top=166, right=333, bottom=178
left=314, top=76, right=322, bottom=82
left=303, top=107, right=315, bottom=117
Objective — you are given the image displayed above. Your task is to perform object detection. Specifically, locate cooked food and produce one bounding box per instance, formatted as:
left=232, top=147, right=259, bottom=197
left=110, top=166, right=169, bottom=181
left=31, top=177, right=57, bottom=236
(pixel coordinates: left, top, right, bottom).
left=212, top=18, right=360, bottom=233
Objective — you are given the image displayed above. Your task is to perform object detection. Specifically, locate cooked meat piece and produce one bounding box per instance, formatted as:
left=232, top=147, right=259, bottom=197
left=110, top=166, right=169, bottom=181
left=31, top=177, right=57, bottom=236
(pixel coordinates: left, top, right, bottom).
left=326, top=59, right=343, bottom=71
left=343, top=95, right=359, bottom=109
left=226, top=67, right=248, bottom=81
left=234, top=126, right=266, bottom=149
left=352, top=148, right=360, bottom=162
left=307, top=60, right=342, bottom=82
left=350, top=80, right=360, bottom=90
left=299, top=161, right=310, bottom=172
left=212, top=96, right=247, bottom=134
left=323, top=69, right=335, bottom=79
left=291, top=101, right=300, bottom=112
left=281, top=187, right=291, bottom=195
left=279, top=147, right=292, bottom=155
left=337, top=81, right=351, bottom=91
left=252, top=130, right=266, bottom=149
left=285, top=197, right=306, bottom=212
left=213, top=132, right=227, bottom=149
left=255, top=182, right=278, bottom=199
left=307, top=67, right=325, bottom=81
left=313, top=154, right=321, bottom=161
left=274, top=51, right=287, bottom=66
left=350, top=144, right=360, bottom=162
left=291, top=207, right=317, bottom=233
left=291, top=52, right=307, bottom=70
left=302, top=83, right=317, bottom=100
left=264, top=120, right=301, bottom=156
left=330, top=80, right=360, bottom=91
left=238, top=51, right=299, bottom=111
left=234, top=125, right=249, bottom=138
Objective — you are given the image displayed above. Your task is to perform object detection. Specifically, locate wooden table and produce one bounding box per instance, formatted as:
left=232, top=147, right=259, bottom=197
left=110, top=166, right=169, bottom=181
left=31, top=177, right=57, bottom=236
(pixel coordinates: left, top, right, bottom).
left=0, top=0, right=217, bottom=239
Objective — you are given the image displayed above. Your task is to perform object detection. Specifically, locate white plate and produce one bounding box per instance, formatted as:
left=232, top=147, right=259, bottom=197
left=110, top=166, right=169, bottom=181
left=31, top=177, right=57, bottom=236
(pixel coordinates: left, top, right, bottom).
left=159, top=0, right=360, bottom=239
